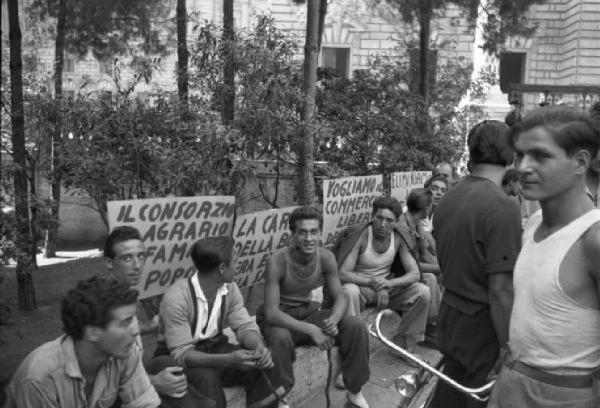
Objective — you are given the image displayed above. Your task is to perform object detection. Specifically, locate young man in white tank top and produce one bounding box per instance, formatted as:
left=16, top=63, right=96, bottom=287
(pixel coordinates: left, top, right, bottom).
left=338, top=197, right=432, bottom=357
left=488, top=106, right=600, bottom=407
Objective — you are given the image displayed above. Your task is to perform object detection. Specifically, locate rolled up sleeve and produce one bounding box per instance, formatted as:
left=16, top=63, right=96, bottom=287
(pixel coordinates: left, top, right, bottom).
left=484, top=200, right=522, bottom=274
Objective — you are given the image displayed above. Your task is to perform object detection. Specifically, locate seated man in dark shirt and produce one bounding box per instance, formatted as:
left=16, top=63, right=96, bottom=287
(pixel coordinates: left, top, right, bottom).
left=259, top=206, right=371, bottom=408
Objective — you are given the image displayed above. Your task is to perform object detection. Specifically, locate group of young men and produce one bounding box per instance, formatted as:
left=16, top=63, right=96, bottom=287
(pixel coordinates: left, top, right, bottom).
left=6, top=200, right=440, bottom=408
left=5, top=104, right=600, bottom=408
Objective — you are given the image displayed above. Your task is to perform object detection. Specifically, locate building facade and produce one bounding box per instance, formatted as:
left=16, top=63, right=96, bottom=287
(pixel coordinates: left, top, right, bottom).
left=485, top=0, right=600, bottom=119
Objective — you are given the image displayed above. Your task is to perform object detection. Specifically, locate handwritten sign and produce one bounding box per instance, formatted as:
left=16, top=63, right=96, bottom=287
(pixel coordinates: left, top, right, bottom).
left=322, top=175, right=383, bottom=247
left=390, top=171, right=432, bottom=205
left=107, top=196, right=235, bottom=299
left=233, top=207, right=298, bottom=288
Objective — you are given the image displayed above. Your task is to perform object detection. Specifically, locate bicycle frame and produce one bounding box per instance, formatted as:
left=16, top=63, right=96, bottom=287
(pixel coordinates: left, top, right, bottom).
left=368, top=309, right=496, bottom=402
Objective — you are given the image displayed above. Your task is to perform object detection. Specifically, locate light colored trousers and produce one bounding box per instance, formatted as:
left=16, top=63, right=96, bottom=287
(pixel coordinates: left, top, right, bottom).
left=343, top=280, right=430, bottom=342
left=488, top=364, right=600, bottom=408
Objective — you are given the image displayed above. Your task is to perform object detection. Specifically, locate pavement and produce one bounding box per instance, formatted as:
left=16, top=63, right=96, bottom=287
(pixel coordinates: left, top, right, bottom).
left=298, top=343, right=441, bottom=408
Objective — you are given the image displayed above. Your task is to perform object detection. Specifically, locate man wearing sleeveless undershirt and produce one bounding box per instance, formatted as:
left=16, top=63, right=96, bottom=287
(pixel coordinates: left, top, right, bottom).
left=258, top=206, right=371, bottom=408
left=337, top=196, right=434, bottom=357
left=488, top=107, right=600, bottom=407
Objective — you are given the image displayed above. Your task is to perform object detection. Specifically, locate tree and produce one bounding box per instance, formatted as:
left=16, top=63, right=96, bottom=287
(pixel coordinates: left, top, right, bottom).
left=27, top=0, right=174, bottom=256
left=46, top=0, right=66, bottom=257
left=290, top=0, right=330, bottom=205
left=381, top=0, right=546, bottom=102
left=8, top=0, right=37, bottom=311
left=316, top=51, right=490, bottom=176
left=177, top=0, right=189, bottom=108
left=222, top=0, right=235, bottom=124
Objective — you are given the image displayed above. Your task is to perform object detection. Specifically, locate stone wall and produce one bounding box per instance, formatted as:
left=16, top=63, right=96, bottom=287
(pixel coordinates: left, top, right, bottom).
left=503, top=0, right=600, bottom=110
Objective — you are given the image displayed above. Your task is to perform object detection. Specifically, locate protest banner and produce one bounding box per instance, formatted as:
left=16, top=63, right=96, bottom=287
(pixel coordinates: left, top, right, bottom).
left=233, top=206, right=298, bottom=288
left=322, top=174, right=383, bottom=247
left=107, top=196, right=235, bottom=299
left=390, top=171, right=432, bottom=205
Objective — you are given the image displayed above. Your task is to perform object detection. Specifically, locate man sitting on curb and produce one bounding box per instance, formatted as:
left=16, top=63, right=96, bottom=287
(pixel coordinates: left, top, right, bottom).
left=397, top=188, right=442, bottom=336
left=156, top=236, right=289, bottom=408
left=104, top=226, right=200, bottom=406
left=258, top=206, right=371, bottom=408
left=335, top=196, right=434, bottom=357
left=5, top=277, right=161, bottom=408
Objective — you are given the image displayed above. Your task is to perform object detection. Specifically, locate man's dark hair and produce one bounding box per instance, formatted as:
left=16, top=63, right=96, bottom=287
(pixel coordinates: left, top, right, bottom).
left=289, top=206, right=323, bottom=232
left=501, top=169, right=519, bottom=187
left=510, top=106, right=600, bottom=158
left=424, top=174, right=448, bottom=190
left=190, top=236, right=235, bottom=274
left=504, top=110, right=523, bottom=128
left=372, top=196, right=403, bottom=219
left=104, top=226, right=142, bottom=259
left=406, top=188, right=433, bottom=213
left=467, top=120, right=513, bottom=167
left=61, top=276, right=138, bottom=340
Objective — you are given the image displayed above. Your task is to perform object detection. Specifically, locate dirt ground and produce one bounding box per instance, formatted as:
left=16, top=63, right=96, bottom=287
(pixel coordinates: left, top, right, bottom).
left=0, top=257, right=103, bottom=405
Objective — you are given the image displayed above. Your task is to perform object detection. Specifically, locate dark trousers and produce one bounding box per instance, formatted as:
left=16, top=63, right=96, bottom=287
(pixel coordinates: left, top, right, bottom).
left=145, top=356, right=216, bottom=408
left=430, top=302, right=499, bottom=408
left=152, top=335, right=288, bottom=408
left=259, top=302, right=370, bottom=394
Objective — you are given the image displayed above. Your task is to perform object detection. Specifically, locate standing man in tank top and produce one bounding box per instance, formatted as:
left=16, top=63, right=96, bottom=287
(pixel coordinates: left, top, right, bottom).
left=337, top=196, right=434, bottom=357
left=488, top=107, right=600, bottom=407
left=259, top=206, right=371, bottom=408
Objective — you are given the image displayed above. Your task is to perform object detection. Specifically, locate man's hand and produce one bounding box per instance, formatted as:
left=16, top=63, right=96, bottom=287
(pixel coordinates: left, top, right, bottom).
left=321, top=316, right=339, bottom=337
left=230, top=349, right=261, bottom=371
left=376, top=289, right=389, bottom=310
left=253, top=345, right=274, bottom=370
left=309, top=324, right=335, bottom=351
left=151, top=367, right=187, bottom=398
left=487, top=346, right=508, bottom=382
left=370, top=277, right=391, bottom=291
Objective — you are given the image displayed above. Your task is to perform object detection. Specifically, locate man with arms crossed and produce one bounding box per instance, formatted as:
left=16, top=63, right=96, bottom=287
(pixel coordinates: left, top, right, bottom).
left=337, top=196, right=435, bottom=355
left=488, top=107, right=600, bottom=407
left=157, top=236, right=288, bottom=408
left=4, top=277, right=160, bottom=408
left=430, top=120, right=522, bottom=408
left=260, top=206, right=371, bottom=408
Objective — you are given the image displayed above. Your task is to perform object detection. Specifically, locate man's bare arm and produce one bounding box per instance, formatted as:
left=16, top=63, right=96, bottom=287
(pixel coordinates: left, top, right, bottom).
left=322, top=251, right=348, bottom=325
left=419, top=262, right=441, bottom=275
left=584, top=223, right=600, bottom=306
left=338, top=231, right=371, bottom=287
left=488, top=272, right=513, bottom=346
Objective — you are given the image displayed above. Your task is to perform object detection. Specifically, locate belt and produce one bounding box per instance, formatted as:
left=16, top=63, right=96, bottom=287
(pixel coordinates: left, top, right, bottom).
left=504, top=355, right=595, bottom=389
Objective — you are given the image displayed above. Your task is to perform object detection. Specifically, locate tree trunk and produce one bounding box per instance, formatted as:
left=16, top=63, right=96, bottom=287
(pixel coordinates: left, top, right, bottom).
left=46, top=0, right=67, bottom=258
left=176, top=0, right=188, bottom=108
left=317, top=0, right=327, bottom=51
left=222, top=0, right=235, bottom=125
left=297, top=0, right=320, bottom=205
left=8, top=0, right=37, bottom=311
left=418, top=4, right=431, bottom=103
